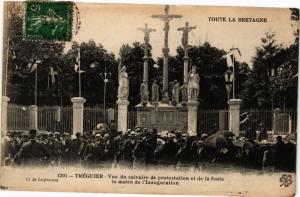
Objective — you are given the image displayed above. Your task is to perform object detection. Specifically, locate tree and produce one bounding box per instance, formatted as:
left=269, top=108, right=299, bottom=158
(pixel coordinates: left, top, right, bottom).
left=63, top=40, right=118, bottom=107
left=242, top=31, right=282, bottom=109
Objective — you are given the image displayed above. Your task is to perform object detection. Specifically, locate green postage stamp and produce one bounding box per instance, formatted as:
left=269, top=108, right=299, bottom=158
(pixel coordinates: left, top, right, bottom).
left=24, top=1, right=73, bottom=41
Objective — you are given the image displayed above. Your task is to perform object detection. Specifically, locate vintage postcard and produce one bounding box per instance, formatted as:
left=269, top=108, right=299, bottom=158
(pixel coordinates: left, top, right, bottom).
left=0, top=1, right=298, bottom=196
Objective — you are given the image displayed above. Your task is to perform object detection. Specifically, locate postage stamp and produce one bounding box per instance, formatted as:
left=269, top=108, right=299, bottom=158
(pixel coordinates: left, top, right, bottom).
left=24, top=1, right=73, bottom=41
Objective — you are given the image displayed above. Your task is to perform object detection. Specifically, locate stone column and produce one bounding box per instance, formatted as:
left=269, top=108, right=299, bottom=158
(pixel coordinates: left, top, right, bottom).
left=162, top=48, right=169, bottom=98
left=228, top=99, right=242, bottom=136
left=1, top=96, right=10, bottom=135
left=187, top=101, right=198, bottom=136
left=143, top=56, right=149, bottom=85
left=71, top=97, right=86, bottom=135
left=272, top=108, right=280, bottom=134
left=183, top=56, right=189, bottom=84
left=28, top=105, right=38, bottom=130
left=117, top=99, right=129, bottom=134
left=219, top=110, right=226, bottom=130
left=288, top=114, right=292, bottom=134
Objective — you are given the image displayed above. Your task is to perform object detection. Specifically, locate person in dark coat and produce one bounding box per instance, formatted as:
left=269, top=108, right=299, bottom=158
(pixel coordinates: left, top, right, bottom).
left=143, top=129, right=157, bottom=165
left=245, top=126, right=257, bottom=141
left=258, top=123, right=268, bottom=141
left=274, top=136, right=285, bottom=170
left=70, top=132, right=82, bottom=164
left=83, top=133, right=105, bottom=167
left=121, top=132, right=136, bottom=168
left=59, top=133, right=72, bottom=166
left=14, top=129, right=50, bottom=166
left=112, top=131, right=123, bottom=167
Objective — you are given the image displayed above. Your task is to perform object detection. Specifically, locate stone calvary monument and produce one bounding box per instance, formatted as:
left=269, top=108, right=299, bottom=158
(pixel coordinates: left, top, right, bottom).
left=134, top=5, right=199, bottom=136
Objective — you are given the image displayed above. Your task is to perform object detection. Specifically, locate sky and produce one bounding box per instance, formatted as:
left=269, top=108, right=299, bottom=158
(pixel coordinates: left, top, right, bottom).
left=65, top=3, right=297, bottom=66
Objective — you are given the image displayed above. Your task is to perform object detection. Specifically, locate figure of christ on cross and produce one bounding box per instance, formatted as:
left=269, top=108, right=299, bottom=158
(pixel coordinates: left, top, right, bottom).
left=137, top=23, right=156, bottom=58
left=178, top=22, right=196, bottom=54
left=151, top=5, right=182, bottom=101
left=178, top=22, right=196, bottom=84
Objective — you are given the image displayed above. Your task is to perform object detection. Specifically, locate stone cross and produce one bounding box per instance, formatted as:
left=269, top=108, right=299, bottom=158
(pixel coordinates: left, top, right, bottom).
left=178, top=22, right=196, bottom=55
left=152, top=5, right=182, bottom=100
left=138, top=23, right=156, bottom=57
left=178, top=22, right=196, bottom=84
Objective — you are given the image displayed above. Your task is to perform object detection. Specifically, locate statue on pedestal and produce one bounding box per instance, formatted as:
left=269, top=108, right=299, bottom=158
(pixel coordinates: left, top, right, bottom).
left=180, top=82, right=188, bottom=103
left=172, top=80, right=180, bottom=104
left=188, top=66, right=200, bottom=101
left=118, top=66, right=129, bottom=100
left=140, top=80, right=149, bottom=104
left=151, top=80, right=159, bottom=102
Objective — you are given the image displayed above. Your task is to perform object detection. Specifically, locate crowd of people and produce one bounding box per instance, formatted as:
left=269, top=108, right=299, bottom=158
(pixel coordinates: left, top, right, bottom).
left=1, top=124, right=296, bottom=171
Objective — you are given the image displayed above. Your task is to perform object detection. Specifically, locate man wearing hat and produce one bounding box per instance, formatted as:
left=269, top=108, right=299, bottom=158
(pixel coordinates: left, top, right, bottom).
left=14, top=129, right=50, bottom=166
left=258, top=123, right=268, bottom=141
left=52, top=132, right=61, bottom=165
left=83, top=133, right=105, bottom=167
left=121, top=131, right=136, bottom=168
left=59, top=133, right=72, bottom=166
left=112, top=131, right=123, bottom=167
left=71, top=132, right=82, bottom=164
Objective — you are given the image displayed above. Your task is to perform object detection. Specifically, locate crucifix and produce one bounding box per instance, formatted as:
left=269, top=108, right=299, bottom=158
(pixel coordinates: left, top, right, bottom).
left=178, top=22, right=196, bottom=83
left=178, top=22, right=196, bottom=56
left=152, top=5, right=182, bottom=100
left=138, top=23, right=156, bottom=58
left=137, top=23, right=156, bottom=97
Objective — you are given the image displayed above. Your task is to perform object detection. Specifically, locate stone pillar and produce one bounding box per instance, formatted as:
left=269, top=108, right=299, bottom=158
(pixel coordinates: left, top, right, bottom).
left=117, top=99, right=129, bottom=134
left=288, top=114, right=292, bottom=134
left=162, top=48, right=169, bottom=98
left=183, top=56, right=189, bottom=84
left=228, top=99, right=242, bottom=136
left=1, top=96, right=10, bottom=135
left=219, top=110, right=226, bottom=130
left=187, top=101, right=198, bottom=136
left=28, top=105, right=38, bottom=130
left=273, top=108, right=280, bottom=134
left=143, top=56, right=149, bottom=85
left=71, top=97, right=86, bottom=135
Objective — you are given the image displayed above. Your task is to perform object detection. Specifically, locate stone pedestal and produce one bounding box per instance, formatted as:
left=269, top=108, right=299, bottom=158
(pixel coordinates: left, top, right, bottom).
left=187, top=101, right=198, bottom=136
left=117, top=99, right=129, bottom=134
left=1, top=96, right=10, bottom=135
left=228, top=99, right=242, bottom=136
left=136, top=103, right=187, bottom=131
left=71, top=97, right=86, bottom=135
left=29, top=105, right=38, bottom=130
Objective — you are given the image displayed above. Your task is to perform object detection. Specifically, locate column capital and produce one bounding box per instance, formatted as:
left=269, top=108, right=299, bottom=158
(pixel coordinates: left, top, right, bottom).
left=228, top=98, right=242, bottom=105
left=187, top=101, right=199, bottom=106
left=117, top=99, right=130, bottom=105
left=71, top=97, right=86, bottom=104
left=2, top=96, right=10, bottom=102
left=29, top=105, right=38, bottom=109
